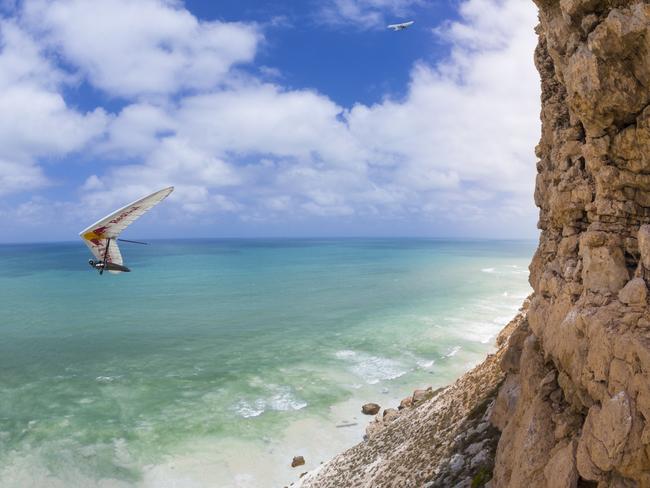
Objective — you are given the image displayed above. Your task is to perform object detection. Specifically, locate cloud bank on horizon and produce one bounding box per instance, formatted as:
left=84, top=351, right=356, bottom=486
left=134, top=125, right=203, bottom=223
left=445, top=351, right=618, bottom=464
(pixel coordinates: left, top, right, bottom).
left=0, top=0, right=541, bottom=241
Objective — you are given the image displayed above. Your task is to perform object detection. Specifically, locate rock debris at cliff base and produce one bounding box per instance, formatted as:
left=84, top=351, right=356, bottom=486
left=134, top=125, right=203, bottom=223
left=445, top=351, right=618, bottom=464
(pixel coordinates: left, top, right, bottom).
left=295, top=307, right=529, bottom=488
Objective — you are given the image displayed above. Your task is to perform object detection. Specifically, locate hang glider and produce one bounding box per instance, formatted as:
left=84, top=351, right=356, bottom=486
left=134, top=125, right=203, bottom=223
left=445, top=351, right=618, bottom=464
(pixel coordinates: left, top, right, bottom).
left=387, top=21, right=414, bottom=31
left=79, top=187, right=174, bottom=275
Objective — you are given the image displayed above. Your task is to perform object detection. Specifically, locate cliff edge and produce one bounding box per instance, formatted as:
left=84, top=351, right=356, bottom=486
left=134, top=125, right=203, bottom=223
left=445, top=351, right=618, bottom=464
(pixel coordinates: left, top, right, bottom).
left=297, top=1, right=650, bottom=487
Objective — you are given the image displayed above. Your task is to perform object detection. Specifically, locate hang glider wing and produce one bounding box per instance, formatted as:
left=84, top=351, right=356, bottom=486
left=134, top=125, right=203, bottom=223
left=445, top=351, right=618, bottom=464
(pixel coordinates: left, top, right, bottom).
left=89, top=238, right=126, bottom=273
left=387, top=21, right=414, bottom=31
left=79, top=186, right=174, bottom=274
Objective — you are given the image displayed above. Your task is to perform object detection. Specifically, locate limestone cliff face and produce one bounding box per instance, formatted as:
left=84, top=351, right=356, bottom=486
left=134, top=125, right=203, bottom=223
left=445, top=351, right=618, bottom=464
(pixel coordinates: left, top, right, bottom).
left=491, top=1, right=650, bottom=486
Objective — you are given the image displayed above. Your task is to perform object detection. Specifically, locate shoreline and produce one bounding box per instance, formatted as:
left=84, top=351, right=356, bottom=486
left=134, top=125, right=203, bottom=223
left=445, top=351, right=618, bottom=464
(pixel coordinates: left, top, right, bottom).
left=128, top=302, right=527, bottom=488
left=294, top=302, right=529, bottom=487
left=138, top=365, right=479, bottom=487
left=138, top=294, right=530, bottom=488
left=273, top=307, right=528, bottom=488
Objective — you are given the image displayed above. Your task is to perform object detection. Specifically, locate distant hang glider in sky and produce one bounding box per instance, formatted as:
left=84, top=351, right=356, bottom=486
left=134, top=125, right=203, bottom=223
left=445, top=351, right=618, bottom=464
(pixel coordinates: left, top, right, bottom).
left=80, top=187, right=174, bottom=275
left=387, top=21, right=414, bottom=31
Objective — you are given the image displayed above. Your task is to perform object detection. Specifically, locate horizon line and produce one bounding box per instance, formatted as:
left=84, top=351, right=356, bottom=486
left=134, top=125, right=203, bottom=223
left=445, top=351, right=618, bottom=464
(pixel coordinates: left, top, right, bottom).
left=0, top=235, right=540, bottom=246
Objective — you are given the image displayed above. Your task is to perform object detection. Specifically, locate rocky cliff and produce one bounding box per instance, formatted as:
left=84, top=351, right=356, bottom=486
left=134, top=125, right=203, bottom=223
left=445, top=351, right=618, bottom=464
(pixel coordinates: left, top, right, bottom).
left=492, top=1, right=650, bottom=486
left=295, top=1, right=650, bottom=487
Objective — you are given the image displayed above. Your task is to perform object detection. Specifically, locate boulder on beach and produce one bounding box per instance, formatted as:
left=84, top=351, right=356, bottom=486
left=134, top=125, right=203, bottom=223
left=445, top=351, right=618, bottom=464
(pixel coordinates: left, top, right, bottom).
left=382, top=408, right=399, bottom=423
left=291, top=456, right=305, bottom=468
left=398, top=396, right=413, bottom=410
left=361, top=403, right=380, bottom=415
left=412, top=387, right=433, bottom=405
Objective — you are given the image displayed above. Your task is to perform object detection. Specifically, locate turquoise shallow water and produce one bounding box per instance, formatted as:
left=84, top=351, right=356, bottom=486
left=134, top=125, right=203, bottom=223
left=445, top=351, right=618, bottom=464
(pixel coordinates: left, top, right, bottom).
left=0, top=238, right=535, bottom=487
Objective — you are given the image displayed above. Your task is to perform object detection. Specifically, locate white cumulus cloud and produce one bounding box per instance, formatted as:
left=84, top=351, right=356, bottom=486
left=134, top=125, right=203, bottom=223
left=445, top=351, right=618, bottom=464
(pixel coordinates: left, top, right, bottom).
left=23, top=0, right=262, bottom=98
left=92, top=0, right=540, bottom=231
left=1, top=0, right=541, bottom=239
left=0, top=19, right=107, bottom=196
left=319, top=0, right=422, bottom=29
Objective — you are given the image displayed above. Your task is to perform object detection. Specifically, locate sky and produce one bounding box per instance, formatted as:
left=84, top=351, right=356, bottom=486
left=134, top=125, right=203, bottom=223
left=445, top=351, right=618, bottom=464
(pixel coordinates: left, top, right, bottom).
left=0, top=0, right=541, bottom=243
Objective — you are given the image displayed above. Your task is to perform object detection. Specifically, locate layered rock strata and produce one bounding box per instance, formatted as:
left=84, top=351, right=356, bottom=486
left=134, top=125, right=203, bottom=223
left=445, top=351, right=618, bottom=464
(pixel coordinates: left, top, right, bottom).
left=492, top=1, right=650, bottom=486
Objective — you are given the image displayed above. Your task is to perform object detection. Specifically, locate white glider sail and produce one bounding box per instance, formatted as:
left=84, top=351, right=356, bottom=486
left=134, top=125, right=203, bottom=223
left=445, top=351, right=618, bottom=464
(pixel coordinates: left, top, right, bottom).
left=79, top=186, right=174, bottom=274
left=387, top=21, right=414, bottom=31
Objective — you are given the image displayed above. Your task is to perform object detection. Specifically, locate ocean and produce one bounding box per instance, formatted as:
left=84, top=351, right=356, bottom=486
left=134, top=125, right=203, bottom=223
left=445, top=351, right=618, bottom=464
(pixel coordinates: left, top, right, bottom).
left=0, top=238, right=535, bottom=487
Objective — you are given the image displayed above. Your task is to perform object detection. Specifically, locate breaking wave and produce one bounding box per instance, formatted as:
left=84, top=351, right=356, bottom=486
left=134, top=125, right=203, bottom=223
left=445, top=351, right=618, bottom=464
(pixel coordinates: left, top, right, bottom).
left=233, top=386, right=307, bottom=419
left=334, top=350, right=407, bottom=384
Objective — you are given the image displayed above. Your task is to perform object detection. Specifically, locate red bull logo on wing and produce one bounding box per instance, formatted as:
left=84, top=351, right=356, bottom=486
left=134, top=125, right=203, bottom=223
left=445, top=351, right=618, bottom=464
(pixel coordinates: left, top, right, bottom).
left=82, top=206, right=140, bottom=245
left=83, top=226, right=108, bottom=245
left=109, top=206, right=139, bottom=225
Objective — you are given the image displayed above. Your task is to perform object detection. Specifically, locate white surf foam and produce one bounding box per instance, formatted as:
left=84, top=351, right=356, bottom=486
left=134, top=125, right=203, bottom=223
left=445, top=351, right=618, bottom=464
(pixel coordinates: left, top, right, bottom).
left=233, top=386, right=307, bottom=419
left=233, top=399, right=266, bottom=418
left=334, top=350, right=407, bottom=384
left=444, top=346, right=461, bottom=358
left=267, top=389, right=308, bottom=412
left=416, top=359, right=435, bottom=369
left=95, top=375, right=120, bottom=383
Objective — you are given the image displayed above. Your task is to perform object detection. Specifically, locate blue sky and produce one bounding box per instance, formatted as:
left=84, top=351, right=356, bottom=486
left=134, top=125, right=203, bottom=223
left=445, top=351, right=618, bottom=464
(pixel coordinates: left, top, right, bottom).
left=0, top=0, right=540, bottom=243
